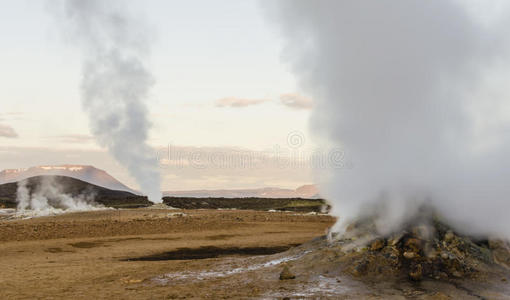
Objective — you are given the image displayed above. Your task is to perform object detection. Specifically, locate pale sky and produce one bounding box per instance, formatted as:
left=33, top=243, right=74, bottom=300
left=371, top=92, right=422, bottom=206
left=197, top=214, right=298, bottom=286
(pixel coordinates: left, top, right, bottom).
left=0, top=0, right=316, bottom=190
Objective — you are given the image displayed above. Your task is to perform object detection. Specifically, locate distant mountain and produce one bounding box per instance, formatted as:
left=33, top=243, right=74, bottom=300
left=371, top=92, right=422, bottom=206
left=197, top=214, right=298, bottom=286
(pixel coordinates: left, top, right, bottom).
left=163, top=184, right=319, bottom=199
left=0, top=175, right=151, bottom=209
left=0, top=165, right=138, bottom=194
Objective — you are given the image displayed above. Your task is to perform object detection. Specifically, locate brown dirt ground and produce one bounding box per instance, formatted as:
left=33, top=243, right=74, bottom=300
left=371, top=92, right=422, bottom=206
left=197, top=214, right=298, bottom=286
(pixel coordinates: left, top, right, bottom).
left=0, top=209, right=334, bottom=299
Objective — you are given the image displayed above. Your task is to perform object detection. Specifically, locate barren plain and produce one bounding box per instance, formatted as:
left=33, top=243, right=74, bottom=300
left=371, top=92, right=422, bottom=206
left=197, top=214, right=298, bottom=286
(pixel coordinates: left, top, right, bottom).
left=0, top=208, right=333, bottom=299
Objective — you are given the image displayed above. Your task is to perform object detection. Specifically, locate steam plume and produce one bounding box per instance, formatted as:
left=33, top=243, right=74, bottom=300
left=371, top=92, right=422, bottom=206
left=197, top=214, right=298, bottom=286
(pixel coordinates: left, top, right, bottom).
left=16, top=177, right=101, bottom=217
left=52, top=0, right=161, bottom=202
left=265, top=1, right=510, bottom=238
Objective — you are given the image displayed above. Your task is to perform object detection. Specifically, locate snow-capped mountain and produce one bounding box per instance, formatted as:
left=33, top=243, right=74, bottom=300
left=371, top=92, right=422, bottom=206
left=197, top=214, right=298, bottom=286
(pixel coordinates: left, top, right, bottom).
left=0, top=165, right=138, bottom=194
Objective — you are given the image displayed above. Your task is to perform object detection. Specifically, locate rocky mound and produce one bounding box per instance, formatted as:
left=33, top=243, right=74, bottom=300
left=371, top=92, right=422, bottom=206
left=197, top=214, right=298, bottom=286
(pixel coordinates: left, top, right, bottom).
left=336, top=216, right=506, bottom=282
left=0, top=175, right=151, bottom=209
left=270, top=207, right=510, bottom=298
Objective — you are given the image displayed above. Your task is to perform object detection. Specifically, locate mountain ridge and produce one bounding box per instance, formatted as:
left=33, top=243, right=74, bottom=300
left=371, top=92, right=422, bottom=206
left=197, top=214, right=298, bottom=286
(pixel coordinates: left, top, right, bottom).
left=0, top=165, right=138, bottom=194
left=163, top=184, right=319, bottom=199
left=0, top=175, right=150, bottom=209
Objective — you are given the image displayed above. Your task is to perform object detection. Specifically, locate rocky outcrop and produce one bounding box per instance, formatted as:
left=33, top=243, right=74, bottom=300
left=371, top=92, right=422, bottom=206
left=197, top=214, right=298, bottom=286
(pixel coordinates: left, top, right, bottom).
left=336, top=212, right=499, bottom=281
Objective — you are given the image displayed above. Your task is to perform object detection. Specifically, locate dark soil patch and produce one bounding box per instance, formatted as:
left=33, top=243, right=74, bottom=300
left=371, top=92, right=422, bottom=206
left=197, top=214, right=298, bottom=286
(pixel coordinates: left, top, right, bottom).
left=69, top=241, right=103, bottom=248
left=87, top=237, right=180, bottom=244
left=98, top=237, right=143, bottom=243
left=144, top=237, right=182, bottom=241
left=205, top=234, right=240, bottom=240
left=45, top=247, right=75, bottom=253
left=123, top=244, right=298, bottom=261
left=45, top=247, right=64, bottom=253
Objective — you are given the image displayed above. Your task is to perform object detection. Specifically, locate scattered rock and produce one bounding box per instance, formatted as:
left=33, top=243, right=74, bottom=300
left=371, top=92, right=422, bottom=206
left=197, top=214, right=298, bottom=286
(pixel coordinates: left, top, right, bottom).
left=120, top=278, right=143, bottom=284
left=167, top=212, right=187, bottom=218
left=370, top=239, right=385, bottom=251
left=409, top=264, right=423, bottom=281
left=444, top=231, right=454, bottom=242
left=424, top=243, right=437, bottom=259
left=388, top=232, right=405, bottom=246
left=451, top=271, right=462, bottom=278
left=352, top=259, right=369, bottom=277
left=279, top=265, right=296, bottom=280
left=489, top=239, right=510, bottom=268
left=381, top=246, right=400, bottom=264
left=405, top=238, right=421, bottom=253
left=489, top=238, right=504, bottom=250
left=429, top=292, right=451, bottom=300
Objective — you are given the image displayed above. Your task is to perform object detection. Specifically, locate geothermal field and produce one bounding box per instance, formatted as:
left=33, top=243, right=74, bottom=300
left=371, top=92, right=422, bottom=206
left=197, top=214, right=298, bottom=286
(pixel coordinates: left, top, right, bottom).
left=2, top=175, right=510, bottom=299
left=2, top=198, right=510, bottom=299
left=4, top=0, right=510, bottom=298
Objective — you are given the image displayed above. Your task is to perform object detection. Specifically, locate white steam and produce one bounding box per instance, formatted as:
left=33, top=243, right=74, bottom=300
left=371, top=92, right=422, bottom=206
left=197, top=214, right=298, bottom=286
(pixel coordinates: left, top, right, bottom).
left=265, top=1, right=510, bottom=238
left=16, top=177, right=103, bottom=217
left=51, top=0, right=162, bottom=203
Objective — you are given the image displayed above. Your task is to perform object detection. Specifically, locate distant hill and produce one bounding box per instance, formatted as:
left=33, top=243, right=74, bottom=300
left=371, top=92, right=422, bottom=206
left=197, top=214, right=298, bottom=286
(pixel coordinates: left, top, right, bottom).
left=163, top=184, right=319, bottom=199
left=0, top=175, right=151, bottom=209
left=0, top=165, right=138, bottom=194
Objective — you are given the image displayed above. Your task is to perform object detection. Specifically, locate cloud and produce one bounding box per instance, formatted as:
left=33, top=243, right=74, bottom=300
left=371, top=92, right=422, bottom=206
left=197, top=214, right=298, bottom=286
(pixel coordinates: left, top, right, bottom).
left=279, top=93, right=314, bottom=109
left=215, top=97, right=271, bottom=108
left=0, top=112, right=24, bottom=123
left=214, top=94, right=313, bottom=110
left=44, top=134, right=94, bottom=144
left=0, top=124, right=18, bottom=138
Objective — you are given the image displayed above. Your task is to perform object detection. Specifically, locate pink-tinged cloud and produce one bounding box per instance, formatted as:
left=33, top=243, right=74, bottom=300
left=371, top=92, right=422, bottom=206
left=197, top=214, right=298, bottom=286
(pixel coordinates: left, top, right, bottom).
left=279, top=93, right=314, bottom=109
left=44, top=134, right=94, bottom=144
left=215, top=97, right=271, bottom=108
left=0, top=124, right=18, bottom=138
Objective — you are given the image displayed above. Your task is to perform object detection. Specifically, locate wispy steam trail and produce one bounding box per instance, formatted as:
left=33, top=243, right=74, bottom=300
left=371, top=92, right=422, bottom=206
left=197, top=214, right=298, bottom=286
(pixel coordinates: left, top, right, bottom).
left=265, top=1, right=510, bottom=237
left=52, top=0, right=161, bottom=203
